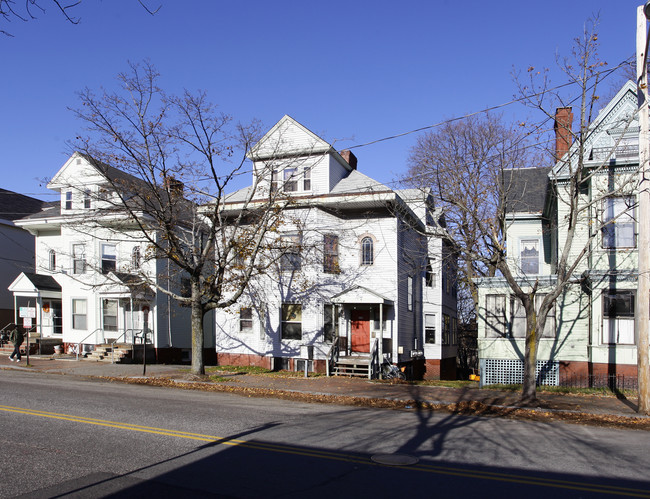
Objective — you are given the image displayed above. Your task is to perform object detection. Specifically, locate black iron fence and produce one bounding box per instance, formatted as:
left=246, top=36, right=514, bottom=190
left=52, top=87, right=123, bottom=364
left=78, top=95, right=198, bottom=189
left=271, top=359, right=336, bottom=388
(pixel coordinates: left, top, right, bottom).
left=558, top=373, right=638, bottom=392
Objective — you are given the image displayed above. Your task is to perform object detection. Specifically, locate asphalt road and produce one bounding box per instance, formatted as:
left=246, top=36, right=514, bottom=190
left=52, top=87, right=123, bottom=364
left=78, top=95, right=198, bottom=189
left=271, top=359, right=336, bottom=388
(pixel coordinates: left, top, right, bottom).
left=1, top=370, right=649, bottom=498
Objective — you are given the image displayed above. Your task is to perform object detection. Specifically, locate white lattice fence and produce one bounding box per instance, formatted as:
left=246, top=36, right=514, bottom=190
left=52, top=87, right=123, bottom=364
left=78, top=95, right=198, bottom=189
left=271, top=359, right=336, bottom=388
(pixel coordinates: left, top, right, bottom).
left=481, top=358, right=559, bottom=386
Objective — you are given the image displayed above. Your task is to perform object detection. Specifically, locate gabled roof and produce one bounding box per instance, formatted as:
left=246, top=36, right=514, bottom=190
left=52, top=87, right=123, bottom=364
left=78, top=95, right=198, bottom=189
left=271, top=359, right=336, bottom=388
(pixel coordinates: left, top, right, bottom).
left=330, top=285, right=393, bottom=305
left=0, top=189, right=45, bottom=221
left=248, top=115, right=334, bottom=161
left=48, top=152, right=149, bottom=192
left=8, top=272, right=61, bottom=293
left=552, top=80, right=638, bottom=178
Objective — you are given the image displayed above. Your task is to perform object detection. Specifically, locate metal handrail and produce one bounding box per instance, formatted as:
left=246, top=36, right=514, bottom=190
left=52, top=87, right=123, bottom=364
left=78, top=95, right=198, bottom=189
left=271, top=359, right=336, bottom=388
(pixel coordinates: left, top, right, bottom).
left=76, top=328, right=104, bottom=360
left=325, top=337, right=341, bottom=377
left=369, top=338, right=380, bottom=380
left=110, top=329, right=141, bottom=364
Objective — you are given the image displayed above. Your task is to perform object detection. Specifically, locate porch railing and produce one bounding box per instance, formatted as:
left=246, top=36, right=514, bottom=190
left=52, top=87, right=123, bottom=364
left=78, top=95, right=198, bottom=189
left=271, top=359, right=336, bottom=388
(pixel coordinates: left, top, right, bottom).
left=326, top=337, right=343, bottom=377
left=369, top=338, right=380, bottom=380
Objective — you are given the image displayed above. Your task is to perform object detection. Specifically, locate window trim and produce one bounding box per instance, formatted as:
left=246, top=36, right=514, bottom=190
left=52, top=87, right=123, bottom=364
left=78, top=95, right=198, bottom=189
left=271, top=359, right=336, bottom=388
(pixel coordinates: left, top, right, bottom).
left=102, top=298, right=118, bottom=332
left=73, top=244, right=86, bottom=274
left=281, top=303, right=302, bottom=341
left=602, top=290, right=635, bottom=345
left=602, top=196, right=636, bottom=249
left=101, top=243, right=117, bottom=274
left=361, top=236, right=374, bottom=266
left=425, top=313, right=436, bottom=344
left=72, top=298, right=87, bottom=330
left=323, top=234, right=339, bottom=274
left=239, top=307, right=253, bottom=334
left=131, top=246, right=141, bottom=270
left=485, top=294, right=507, bottom=338
left=280, top=234, right=301, bottom=272
left=48, top=249, right=56, bottom=272
left=519, top=237, right=541, bottom=275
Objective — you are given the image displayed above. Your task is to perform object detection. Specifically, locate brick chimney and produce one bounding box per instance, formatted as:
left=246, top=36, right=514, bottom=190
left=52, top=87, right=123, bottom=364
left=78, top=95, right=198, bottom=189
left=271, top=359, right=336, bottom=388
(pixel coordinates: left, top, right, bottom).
left=164, top=176, right=184, bottom=197
left=339, top=149, right=357, bottom=170
left=554, top=107, right=573, bottom=162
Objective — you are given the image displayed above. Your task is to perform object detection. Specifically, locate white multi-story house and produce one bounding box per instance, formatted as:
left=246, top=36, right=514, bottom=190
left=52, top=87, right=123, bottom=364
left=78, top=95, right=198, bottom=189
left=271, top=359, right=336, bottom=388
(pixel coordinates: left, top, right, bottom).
left=8, top=153, right=208, bottom=361
left=477, top=81, right=643, bottom=387
left=214, top=116, right=458, bottom=378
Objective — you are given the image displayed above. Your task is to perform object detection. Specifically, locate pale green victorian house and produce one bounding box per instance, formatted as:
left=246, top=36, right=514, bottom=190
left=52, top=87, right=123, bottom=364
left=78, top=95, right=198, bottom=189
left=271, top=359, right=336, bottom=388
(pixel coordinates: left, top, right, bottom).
left=477, top=81, right=642, bottom=387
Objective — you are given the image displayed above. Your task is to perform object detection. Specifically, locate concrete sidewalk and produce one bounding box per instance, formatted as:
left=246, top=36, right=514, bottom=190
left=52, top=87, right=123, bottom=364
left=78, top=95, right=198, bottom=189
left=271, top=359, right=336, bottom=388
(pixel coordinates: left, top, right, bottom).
left=2, top=354, right=648, bottom=423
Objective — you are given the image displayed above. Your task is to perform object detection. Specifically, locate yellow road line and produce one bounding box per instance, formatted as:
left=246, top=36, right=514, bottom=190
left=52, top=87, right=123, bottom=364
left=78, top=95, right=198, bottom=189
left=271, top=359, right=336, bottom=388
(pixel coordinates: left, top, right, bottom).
left=1, top=404, right=648, bottom=497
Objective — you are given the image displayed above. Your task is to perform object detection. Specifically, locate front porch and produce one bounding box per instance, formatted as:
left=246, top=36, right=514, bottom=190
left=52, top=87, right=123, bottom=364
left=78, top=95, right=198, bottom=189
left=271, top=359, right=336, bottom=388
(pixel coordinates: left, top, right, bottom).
left=326, top=286, right=394, bottom=378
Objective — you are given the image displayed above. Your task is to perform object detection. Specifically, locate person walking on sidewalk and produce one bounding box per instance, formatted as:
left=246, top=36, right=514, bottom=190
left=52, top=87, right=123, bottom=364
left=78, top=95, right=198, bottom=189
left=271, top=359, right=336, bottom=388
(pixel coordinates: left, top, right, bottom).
left=9, top=327, right=24, bottom=362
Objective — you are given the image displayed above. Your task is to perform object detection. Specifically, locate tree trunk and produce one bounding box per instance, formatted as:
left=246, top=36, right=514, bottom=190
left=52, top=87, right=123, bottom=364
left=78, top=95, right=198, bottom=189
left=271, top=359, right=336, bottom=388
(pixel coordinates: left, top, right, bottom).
left=190, top=282, right=205, bottom=376
left=521, top=309, right=538, bottom=404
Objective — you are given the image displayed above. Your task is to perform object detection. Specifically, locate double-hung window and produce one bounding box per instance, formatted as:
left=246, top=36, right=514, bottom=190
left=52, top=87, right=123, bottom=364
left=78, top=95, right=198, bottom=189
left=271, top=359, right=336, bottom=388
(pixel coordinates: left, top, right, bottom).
left=281, top=304, right=302, bottom=340
left=425, top=259, right=435, bottom=287
left=425, top=313, right=436, bottom=344
left=64, top=191, right=72, bottom=210
left=240, top=307, right=253, bottom=334
left=520, top=238, right=540, bottom=274
left=72, top=299, right=87, bottom=330
left=102, top=299, right=118, bottom=332
left=280, top=234, right=301, bottom=272
left=101, top=243, right=117, bottom=274
left=73, top=244, right=86, bottom=274
left=407, top=276, right=414, bottom=311
left=602, top=196, right=635, bottom=248
left=510, top=294, right=556, bottom=338
left=603, top=290, right=635, bottom=344
left=323, top=234, right=339, bottom=273
left=83, top=190, right=92, bottom=209
left=485, top=294, right=507, bottom=338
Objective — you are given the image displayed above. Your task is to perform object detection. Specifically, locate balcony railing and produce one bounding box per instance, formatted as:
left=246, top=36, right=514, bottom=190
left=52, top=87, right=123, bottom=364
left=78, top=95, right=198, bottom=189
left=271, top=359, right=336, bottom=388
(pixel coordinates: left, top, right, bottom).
left=590, top=144, right=639, bottom=162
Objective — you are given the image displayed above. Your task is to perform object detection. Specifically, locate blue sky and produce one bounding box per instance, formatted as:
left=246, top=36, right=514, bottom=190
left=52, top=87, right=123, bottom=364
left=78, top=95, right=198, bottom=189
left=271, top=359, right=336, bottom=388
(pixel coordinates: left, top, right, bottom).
left=0, top=0, right=643, bottom=201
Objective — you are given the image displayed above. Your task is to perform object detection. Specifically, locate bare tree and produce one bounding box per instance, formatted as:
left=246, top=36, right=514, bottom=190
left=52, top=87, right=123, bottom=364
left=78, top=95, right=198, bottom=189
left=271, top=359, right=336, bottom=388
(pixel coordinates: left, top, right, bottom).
left=404, top=113, right=536, bottom=324
left=407, top=18, right=640, bottom=404
left=1, top=0, right=159, bottom=36
left=69, top=61, right=290, bottom=375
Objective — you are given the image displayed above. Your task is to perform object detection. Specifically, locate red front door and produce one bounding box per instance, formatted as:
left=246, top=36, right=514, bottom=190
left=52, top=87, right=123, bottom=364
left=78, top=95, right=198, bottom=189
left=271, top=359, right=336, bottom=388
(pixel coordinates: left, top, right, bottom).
left=351, top=309, right=370, bottom=353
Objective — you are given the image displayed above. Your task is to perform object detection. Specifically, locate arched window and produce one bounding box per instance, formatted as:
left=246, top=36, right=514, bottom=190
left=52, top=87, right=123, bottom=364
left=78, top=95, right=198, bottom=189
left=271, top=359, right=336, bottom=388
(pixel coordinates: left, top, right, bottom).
left=48, top=250, right=56, bottom=271
left=361, top=237, right=374, bottom=265
left=131, top=246, right=141, bottom=269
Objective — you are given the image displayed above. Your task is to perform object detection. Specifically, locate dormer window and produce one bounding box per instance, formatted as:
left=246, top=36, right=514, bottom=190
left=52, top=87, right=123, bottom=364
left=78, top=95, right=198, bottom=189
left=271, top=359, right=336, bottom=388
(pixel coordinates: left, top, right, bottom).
left=64, top=191, right=72, bottom=210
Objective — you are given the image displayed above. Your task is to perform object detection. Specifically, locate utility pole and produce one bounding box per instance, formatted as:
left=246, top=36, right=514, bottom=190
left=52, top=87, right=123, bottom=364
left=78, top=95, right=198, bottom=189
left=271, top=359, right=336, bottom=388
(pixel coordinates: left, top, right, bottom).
left=636, top=3, right=650, bottom=415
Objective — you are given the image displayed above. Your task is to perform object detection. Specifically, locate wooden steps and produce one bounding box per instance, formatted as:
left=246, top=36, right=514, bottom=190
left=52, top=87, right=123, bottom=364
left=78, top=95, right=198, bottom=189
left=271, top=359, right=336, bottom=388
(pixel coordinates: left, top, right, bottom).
left=332, top=354, right=371, bottom=377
